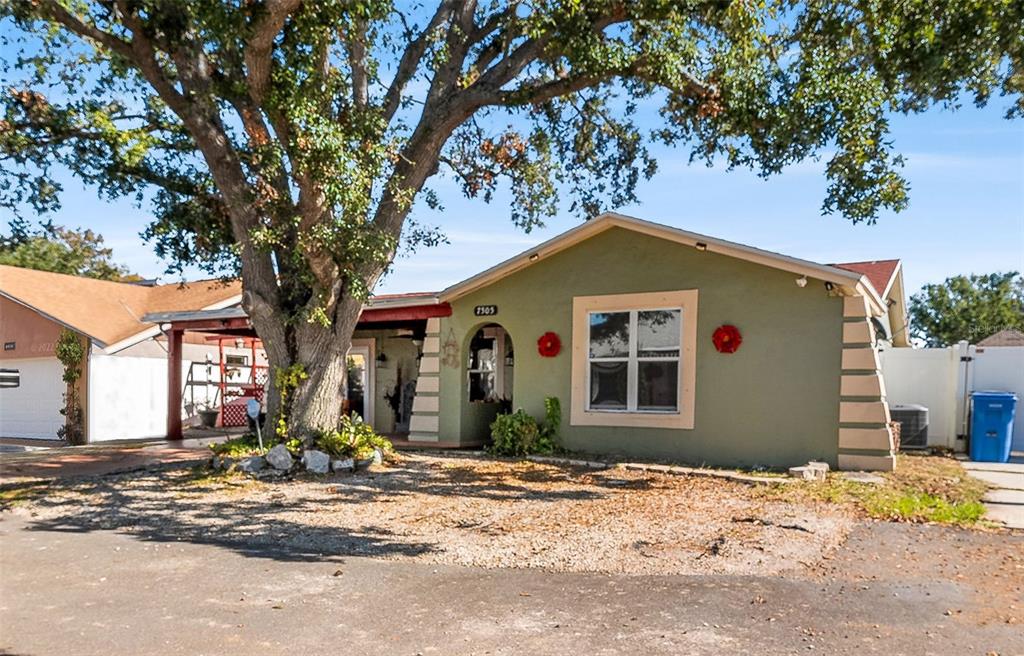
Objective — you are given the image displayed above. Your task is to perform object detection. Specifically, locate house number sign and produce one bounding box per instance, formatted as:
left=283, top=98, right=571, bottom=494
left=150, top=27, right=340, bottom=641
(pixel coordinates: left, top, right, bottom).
left=473, top=305, right=498, bottom=317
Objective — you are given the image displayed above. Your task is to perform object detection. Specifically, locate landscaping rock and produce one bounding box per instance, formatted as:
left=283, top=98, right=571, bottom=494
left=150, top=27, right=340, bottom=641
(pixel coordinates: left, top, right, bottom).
left=238, top=456, right=266, bottom=473
left=266, top=444, right=294, bottom=471
left=332, top=458, right=355, bottom=472
left=302, top=449, right=330, bottom=474
left=789, top=465, right=826, bottom=481
left=372, top=447, right=384, bottom=466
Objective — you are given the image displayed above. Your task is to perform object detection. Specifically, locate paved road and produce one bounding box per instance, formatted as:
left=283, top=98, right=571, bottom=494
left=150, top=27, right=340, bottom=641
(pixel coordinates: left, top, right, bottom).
left=1, top=514, right=1020, bottom=656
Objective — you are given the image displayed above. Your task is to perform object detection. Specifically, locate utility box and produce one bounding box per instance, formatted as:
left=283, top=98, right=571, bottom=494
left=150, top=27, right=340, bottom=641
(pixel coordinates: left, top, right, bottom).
left=969, top=391, right=1017, bottom=463
left=890, top=404, right=929, bottom=449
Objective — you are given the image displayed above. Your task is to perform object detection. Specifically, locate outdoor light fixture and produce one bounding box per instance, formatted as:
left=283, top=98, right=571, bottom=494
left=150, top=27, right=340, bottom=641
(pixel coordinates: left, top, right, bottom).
left=529, top=253, right=540, bottom=261
left=795, top=275, right=808, bottom=288
left=824, top=281, right=835, bottom=292
left=235, top=338, right=245, bottom=349
left=695, top=242, right=708, bottom=252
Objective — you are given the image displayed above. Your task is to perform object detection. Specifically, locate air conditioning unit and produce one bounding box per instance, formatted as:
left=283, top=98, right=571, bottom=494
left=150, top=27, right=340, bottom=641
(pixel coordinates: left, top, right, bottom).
left=891, top=404, right=928, bottom=449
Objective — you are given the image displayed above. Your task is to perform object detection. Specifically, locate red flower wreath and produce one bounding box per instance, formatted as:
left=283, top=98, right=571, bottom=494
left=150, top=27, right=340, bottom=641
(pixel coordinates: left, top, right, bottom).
left=537, top=331, right=562, bottom=357
left=712, top=324, right=742, bottom=354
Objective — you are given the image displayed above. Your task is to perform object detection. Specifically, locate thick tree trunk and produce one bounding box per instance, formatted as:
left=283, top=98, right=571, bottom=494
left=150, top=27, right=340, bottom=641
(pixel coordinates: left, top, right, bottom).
left=250, top=294, right=363, bottom=444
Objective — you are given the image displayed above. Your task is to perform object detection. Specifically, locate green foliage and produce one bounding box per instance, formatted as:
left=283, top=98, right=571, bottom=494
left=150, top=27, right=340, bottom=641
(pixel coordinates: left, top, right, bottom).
left=0, top=219, right=137, bottom=280
left=761, top=454, right=989, bottom=527
left=274, top=364, right=308, bottom=440
left=490, top=396, right=561, bottom=457
left=54, top=329, right=84, bottom=384
left=209, top=433, right=264, bottom=458
left=2, top=1, right=1022, bottom=435
left=909, top=272, right=1024, bottom=346
left=54, top=328, right=85, bottom=444
left=314, top=414, right=393, bottom=461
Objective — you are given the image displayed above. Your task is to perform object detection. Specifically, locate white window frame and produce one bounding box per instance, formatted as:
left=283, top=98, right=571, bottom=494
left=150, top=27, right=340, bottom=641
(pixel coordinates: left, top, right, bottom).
left=571, top=290, right=698, bottom=429
left=586, top=308, right=681, bottom=414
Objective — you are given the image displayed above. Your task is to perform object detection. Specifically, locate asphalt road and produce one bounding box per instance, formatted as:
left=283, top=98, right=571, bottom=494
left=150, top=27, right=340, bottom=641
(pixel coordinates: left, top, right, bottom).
left=1, top=514, right=1021, bottom=656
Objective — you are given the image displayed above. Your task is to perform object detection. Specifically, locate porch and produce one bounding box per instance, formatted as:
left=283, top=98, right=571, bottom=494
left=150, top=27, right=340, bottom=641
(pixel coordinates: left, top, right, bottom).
left=142, top=294, right=452, bottom=441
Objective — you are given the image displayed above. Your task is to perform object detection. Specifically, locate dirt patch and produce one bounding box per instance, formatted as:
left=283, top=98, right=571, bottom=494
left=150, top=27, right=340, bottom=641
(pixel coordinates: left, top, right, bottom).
left=6, top=453, right=854, bottom=575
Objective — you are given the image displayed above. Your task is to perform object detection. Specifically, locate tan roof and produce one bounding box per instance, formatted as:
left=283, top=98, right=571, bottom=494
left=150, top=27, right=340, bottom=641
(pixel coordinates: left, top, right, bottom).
left=0, top=265, right=241, bottom=347
left=978, top=328, right=1024, bottom=347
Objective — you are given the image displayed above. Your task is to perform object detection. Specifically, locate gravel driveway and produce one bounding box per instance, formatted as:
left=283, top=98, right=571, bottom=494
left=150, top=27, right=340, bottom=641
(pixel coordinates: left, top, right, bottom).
left=7, top=453, right=852, bottom=575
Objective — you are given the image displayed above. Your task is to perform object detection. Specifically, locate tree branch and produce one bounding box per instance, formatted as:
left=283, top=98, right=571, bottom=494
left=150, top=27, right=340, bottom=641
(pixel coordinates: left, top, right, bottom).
left=381, top=2, right=455, bottom=122
left=244, top=0, right=302, bottom=105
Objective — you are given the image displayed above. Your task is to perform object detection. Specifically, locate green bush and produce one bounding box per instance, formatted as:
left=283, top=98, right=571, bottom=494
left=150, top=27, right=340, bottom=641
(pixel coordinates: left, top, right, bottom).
left=489, top=397, right=561, bottom=456
left=315, top=414, right=393, bottom=461
left=209, top=433, right=263, bottom=457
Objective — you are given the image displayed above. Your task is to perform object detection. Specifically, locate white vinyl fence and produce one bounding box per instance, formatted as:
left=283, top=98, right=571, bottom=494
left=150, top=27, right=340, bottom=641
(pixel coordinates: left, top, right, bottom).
left=879, top=342, right=1024, bottom=452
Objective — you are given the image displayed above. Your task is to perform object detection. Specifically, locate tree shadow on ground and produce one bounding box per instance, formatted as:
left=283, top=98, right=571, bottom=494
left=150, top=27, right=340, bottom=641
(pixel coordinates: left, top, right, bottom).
left=15, top=455, right=670, bottom=564
left=21, top=472, right=435, bottom=564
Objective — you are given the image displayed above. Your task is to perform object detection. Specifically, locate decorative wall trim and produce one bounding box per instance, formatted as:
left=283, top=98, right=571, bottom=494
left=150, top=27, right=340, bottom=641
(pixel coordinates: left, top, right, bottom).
left=839, top=427, right=895, bottom=451
left=838, top=453, right=895, bottom=472
left=408, top=319, right=442, bottom=442
left=837, top=294, right=895, bottom=471
left=416, top=375, right=439, bottom=393
left=412, top=395, right=439, bottom=413
left=840, top=373, right=886, bottom=398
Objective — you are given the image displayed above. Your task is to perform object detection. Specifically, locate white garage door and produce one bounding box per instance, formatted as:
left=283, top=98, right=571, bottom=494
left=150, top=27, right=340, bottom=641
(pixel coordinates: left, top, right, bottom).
left=0, top=357, right=65, bottom=440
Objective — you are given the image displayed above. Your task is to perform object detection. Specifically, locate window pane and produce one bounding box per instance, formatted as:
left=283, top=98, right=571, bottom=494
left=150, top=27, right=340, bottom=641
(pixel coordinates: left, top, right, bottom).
left=469, top=372, right=496, bottom=402
left=589, top=361, right=628, bottom=410
left=638, top=361, right=678, bottom=411
left=638, top=309, right=680, bottom=358
left=589, top=312, right=629, bottom=358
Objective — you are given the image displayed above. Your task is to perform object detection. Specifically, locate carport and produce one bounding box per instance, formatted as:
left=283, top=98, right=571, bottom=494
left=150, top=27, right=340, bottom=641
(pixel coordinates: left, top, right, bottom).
left=143, top=295, right=451, bottom=441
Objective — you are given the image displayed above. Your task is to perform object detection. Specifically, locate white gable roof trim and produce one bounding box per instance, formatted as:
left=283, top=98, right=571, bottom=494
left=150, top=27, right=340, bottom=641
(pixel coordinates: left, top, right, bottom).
left=440, top=212, right=886, bottom=315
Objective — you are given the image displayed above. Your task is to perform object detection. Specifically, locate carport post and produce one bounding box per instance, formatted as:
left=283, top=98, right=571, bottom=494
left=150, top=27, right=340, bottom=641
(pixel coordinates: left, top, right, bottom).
left=167, top=327, right=184, bottom=441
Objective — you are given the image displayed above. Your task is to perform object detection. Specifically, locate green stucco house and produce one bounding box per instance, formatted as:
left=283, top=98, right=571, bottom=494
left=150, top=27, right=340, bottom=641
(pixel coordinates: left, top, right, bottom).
left=151, top=212, right=908, bottom=471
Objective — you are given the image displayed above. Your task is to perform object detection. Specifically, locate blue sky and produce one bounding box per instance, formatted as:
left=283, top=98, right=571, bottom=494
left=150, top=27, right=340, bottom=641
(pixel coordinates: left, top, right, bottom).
left=23, top=101, right=1024, bottom=298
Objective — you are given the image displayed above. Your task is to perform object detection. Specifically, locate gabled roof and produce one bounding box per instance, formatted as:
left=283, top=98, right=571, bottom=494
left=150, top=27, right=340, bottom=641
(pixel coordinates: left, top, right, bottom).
left=833, top=260, right=901, bottom=298
left=0, top=265, right=241, bottom=349
left=440, top=212, right=887, bottom=314
left=978, top=328, right=1024, bottom=347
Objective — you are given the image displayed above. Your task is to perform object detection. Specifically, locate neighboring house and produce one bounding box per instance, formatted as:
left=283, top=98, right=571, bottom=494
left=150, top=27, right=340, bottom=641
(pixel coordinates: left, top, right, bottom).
left=0, top=265, right=244, bottom=441
left=153, top=212, right=906, bottom=471
left=978, top=329, right=1024, bottom=347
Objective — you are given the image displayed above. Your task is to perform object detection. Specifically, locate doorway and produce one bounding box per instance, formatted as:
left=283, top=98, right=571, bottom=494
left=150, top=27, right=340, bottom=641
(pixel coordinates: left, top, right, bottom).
left=347, top=339, right=375, bottom=428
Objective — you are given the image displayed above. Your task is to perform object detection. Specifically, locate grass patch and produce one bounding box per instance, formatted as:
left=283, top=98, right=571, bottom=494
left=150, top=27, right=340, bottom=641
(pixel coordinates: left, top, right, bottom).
left=760, top=453, right=989, bottom=527
left=209, top=433, right=264, bottom=458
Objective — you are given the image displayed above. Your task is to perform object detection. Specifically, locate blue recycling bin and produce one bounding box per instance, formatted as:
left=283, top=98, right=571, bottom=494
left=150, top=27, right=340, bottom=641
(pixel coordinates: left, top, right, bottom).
left=970, top=391, right=1017, bottom=463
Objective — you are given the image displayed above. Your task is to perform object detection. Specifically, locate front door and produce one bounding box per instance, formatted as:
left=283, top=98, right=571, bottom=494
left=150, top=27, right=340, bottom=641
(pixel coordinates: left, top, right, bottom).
left=347, top=340, right=375, bottom=428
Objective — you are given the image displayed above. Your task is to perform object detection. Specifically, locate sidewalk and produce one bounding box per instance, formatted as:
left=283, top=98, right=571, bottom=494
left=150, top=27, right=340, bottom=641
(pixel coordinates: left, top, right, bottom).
left=0, top=436, right=224, bottom=483
left=962, top=457, right=1024, bottom=529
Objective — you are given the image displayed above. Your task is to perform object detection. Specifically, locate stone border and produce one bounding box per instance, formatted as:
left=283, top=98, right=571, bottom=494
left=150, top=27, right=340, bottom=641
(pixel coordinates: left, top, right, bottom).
left=525, top=455, right=793, bottom=485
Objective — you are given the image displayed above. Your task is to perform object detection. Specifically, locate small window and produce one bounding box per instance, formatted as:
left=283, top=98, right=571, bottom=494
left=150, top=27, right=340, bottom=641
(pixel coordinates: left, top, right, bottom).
left=225, top=354, right=249, bottom=367
left=467, top=331, right=498, bottom=402
left=587, top=309, right=681, bottom=413
left=0, top=368, right=19, bottom=388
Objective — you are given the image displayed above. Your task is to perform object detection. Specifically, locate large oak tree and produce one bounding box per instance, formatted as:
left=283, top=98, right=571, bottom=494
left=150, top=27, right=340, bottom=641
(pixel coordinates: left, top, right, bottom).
left=2, top=0, right=1021, bottom=439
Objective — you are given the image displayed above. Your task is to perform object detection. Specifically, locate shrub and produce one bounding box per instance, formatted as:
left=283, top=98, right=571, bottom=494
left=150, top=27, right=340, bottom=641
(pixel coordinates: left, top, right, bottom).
left=489, top=396, right=561, bottom=456
left=209, top=433, right=263, bottom=457
left=315, top=414, right=393, bottom=460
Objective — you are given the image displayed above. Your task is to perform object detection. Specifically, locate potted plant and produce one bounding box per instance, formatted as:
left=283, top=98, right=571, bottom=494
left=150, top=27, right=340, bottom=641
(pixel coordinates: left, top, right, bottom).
left=196, top=401, right=219, bottom=428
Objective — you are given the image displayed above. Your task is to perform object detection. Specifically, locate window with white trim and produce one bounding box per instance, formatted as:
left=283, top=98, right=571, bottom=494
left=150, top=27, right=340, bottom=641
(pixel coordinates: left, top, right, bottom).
left=587, top=309, right=681, bottom=413
left=571, top=290, right=697, bottom=430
